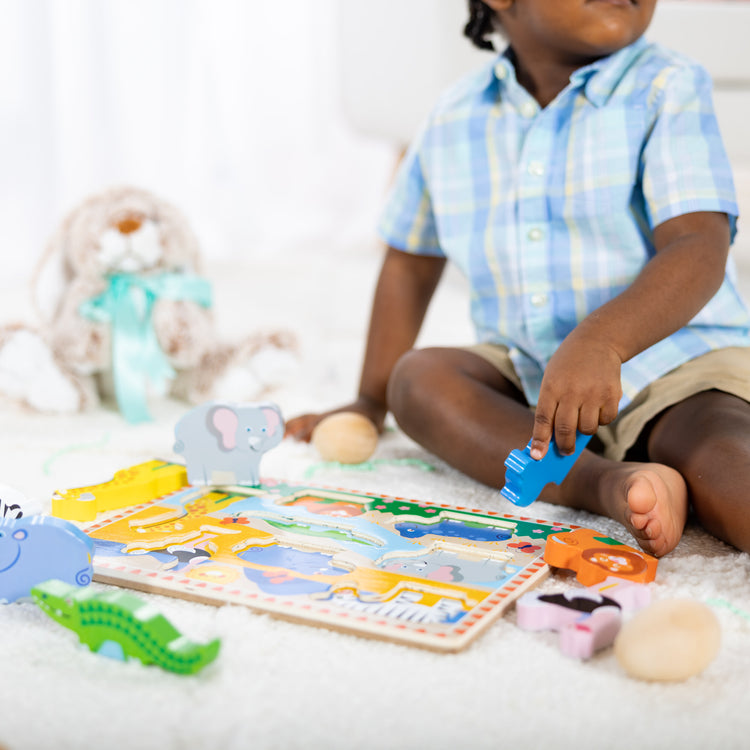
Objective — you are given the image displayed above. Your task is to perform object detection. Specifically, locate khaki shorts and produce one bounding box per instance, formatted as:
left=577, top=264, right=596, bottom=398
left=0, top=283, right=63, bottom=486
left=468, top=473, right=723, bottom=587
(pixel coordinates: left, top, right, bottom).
left=467, top=343, right=750, bottom=462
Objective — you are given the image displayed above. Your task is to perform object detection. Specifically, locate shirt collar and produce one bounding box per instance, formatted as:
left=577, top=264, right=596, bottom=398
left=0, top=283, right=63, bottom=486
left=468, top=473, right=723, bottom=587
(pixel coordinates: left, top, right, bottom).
left=492, top=36, right=648, bottom=109
left=571, top=36, right=648, bottom=107
left=491, top=50, right=533, bottom=113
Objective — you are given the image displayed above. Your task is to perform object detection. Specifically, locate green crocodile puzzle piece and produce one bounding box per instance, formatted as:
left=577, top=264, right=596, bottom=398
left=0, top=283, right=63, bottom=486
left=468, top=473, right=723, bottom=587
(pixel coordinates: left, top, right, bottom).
left=31, top=579, right=220, bottom=675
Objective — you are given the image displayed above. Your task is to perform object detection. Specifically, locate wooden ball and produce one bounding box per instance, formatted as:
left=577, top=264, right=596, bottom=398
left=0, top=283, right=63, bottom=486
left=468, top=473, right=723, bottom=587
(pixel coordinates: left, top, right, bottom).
left=614, top=599, right=721, bottom=681
left=311, top=412, right=379, bottom=464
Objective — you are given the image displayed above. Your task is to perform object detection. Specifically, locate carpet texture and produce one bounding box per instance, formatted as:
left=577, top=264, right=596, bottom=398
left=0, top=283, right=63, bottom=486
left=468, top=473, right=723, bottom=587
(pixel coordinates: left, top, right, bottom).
left=1, top=249, right=749, bottom=750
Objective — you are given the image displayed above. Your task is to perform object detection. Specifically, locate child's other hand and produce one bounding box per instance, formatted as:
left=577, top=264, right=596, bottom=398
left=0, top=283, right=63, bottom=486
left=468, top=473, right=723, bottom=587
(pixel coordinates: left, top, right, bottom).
left=285, top=398, right=387, bottom=443
left=529, top=332, right=622, bottom=460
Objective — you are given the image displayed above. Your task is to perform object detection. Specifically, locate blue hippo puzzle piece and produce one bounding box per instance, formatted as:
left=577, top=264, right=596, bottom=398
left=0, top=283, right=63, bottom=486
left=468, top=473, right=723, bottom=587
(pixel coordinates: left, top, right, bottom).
left=501, top=432, right=592, bottom=507
left=0, top=515, right=94, bottom=603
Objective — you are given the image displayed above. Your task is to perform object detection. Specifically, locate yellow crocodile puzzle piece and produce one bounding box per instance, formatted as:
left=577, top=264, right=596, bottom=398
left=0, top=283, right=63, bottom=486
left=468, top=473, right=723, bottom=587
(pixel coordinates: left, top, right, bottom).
left=52, top=460, right=188, bottom=522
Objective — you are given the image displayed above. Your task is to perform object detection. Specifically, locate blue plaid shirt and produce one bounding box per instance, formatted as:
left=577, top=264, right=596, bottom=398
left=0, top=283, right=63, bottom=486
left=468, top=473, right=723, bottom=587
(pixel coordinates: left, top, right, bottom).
left=378, top=38, right=749, bottom=408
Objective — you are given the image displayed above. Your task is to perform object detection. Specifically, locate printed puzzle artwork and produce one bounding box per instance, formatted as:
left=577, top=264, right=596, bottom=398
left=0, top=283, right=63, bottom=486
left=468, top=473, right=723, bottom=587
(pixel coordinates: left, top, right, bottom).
left=57, top=461, right=577, bottom=651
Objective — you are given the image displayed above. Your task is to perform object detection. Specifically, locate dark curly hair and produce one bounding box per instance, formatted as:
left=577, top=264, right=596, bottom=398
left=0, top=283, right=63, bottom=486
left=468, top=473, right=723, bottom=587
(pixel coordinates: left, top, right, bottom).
left=464, top=0, right=496, bottom=51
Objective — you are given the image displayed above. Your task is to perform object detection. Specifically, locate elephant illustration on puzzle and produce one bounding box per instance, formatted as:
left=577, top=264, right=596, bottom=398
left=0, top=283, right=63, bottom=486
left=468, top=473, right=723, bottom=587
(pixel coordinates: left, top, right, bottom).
left=174, top=401, right=284, bottom=487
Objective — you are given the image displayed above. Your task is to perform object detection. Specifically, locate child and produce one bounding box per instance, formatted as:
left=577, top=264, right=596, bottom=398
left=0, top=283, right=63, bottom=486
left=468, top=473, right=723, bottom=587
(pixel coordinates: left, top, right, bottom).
left=287, top=0, right=750, bottom=558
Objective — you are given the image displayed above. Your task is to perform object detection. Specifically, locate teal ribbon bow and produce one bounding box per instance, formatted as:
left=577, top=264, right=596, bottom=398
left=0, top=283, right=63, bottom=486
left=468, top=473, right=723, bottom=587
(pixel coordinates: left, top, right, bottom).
left=79, top=272, right=212, bottom=423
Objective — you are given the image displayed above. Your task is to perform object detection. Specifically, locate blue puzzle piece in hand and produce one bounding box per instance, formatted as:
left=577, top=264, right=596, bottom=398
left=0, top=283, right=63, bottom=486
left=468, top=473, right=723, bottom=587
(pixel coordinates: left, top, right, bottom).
left=500, top=432, right=592, bottom=507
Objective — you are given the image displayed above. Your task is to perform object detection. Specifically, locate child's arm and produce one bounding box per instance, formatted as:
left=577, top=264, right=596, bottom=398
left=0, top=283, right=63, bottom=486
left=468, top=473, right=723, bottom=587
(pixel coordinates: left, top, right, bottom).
left=529, top=210, right=731, bottom=460
left=285, top=247, right=446, bottom=441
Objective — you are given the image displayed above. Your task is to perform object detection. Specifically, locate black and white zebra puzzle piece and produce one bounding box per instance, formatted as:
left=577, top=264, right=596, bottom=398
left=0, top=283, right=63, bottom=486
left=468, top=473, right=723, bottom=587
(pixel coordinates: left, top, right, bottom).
left=0, top=484, right=39, bottom=520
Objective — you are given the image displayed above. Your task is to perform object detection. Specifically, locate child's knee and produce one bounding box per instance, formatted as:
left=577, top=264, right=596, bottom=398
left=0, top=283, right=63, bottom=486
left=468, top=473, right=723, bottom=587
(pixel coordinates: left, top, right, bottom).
left=387, top=348, right=444, bottom=427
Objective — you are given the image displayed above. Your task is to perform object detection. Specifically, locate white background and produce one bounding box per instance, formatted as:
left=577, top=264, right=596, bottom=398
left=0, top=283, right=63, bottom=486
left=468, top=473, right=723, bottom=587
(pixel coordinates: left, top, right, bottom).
left=0, top=0, right=395, bottom=288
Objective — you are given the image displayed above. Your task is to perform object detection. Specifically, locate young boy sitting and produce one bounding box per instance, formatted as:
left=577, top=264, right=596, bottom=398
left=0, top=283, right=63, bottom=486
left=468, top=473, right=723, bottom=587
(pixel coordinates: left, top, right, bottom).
left=287, top=0, right=750, bottom=558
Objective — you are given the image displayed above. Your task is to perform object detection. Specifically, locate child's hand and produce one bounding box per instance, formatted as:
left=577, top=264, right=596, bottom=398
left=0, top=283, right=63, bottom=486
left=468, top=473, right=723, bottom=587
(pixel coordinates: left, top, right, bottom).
left=285, top=398, right=387, bottom=443
left=529, top=331, right=622, bottom=460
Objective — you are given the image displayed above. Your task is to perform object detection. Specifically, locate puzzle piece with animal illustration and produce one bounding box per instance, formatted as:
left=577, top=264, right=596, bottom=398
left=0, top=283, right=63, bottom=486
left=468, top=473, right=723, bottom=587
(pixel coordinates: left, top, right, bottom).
left=0, top=515, right=94, bottom=603
left=55, top=461, right=587, bottom=651
left=543, top=527, right=658, bottom=586
left=516, top=577, right=651, bottom=659
left=0, top=484, right=32, bottom=520
left=32, top=579, right=220, bottom=675
left=52, top=460, right=188, bottom=522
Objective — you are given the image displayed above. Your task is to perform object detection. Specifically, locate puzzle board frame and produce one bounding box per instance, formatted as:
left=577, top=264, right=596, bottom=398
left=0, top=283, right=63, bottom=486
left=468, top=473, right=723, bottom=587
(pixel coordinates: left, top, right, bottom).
left=61, top=461, right=578, bottom=652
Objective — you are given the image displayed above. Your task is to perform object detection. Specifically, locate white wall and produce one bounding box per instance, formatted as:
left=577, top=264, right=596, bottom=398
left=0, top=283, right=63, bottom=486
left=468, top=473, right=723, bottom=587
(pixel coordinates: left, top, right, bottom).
left=3, top=1, right=748, bottom=293
left=339, top=1, right=750, bottom=154
left=0, top=0, right=395, bottom=288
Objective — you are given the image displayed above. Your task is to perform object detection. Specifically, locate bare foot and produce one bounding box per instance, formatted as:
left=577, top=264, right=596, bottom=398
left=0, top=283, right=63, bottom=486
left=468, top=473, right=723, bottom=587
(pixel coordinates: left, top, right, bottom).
left=602, top=463, right=688, bottom=557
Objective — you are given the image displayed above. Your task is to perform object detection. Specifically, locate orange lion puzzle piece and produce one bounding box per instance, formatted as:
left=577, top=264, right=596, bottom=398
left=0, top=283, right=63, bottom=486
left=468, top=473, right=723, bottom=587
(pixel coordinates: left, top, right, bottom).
left=543, top=527, right=658, bottom=586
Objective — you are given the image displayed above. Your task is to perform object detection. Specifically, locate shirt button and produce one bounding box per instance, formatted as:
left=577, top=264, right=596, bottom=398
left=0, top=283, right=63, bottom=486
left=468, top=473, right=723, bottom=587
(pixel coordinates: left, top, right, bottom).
left=528, top=161, right=545, bottom=177
left=527, top=227, right=544, bottom=241
left=520, top=101, right=537, bottom=118
left=531, top=293, right=549, bottom=308
left=494, top=64, right=507, bottom=80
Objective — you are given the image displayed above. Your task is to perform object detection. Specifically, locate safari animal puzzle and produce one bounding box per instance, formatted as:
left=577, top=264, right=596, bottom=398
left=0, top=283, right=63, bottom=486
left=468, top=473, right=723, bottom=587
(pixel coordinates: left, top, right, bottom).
left=56, top=461, right=577, bottom=651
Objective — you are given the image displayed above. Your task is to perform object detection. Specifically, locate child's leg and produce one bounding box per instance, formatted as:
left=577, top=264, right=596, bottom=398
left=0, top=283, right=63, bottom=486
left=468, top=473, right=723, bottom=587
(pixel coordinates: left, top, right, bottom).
left=387, top=346, right=533, bottom=487
left=387, top=347, right=688, bottom=557
left=646, top=390, right=750, bottom=554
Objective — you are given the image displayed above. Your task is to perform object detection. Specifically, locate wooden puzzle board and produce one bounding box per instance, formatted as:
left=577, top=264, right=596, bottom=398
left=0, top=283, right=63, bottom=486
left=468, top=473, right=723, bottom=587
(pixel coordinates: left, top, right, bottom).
left=71, top=462, right=576, bottom=651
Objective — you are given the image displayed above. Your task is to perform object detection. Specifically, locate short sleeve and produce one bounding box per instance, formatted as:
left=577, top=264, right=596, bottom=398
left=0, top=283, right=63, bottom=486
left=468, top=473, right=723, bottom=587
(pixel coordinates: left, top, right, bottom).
left=641, top=63, right=739, bottom=242
left=377, top=131, right=444, bottom=257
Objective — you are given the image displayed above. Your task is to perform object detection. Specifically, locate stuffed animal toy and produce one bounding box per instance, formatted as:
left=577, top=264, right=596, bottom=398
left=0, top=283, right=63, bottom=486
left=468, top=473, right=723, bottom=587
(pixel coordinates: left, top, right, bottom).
left=0, top=186, right=297, bottom=422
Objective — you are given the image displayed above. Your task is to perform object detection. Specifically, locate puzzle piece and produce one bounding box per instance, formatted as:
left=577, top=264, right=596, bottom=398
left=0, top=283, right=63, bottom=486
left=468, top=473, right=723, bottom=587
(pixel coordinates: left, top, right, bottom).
left=516, top=577, right=651, bottom=659
left=173, top=401, right=284, bottom=487
left=0, top=483, right=30, bottom=520
left=543, top=527, right=658, bottom=586
left=52, top=460, right=188, bottom=522
left=501, top=432, right=592, bottom=507
left=0, top=515, right=94, bottom=603
left=32, top=579, right=220, bottom=675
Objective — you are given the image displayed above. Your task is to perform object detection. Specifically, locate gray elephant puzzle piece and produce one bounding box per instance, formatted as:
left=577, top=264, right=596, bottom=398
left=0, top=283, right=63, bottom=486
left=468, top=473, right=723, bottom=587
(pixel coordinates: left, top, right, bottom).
left=174, top=401, right=284, bottom=487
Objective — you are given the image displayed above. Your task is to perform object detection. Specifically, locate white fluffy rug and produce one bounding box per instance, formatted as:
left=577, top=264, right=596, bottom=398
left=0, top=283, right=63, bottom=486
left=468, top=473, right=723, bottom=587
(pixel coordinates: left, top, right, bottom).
left=1, top=247, right=749, bottom=750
